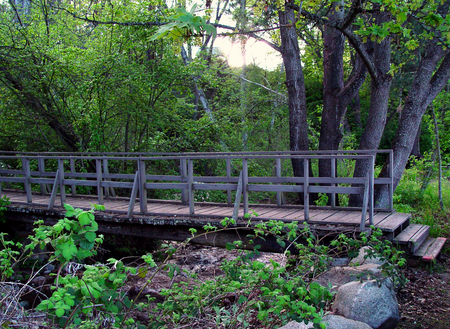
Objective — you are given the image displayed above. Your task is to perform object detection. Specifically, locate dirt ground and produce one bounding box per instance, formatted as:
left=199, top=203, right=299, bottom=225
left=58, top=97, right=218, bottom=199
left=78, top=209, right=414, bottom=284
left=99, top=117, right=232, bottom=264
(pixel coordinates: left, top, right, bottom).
left=396, top=248, right=450, bottom=329
left=127, top=242, right=450, bottom=329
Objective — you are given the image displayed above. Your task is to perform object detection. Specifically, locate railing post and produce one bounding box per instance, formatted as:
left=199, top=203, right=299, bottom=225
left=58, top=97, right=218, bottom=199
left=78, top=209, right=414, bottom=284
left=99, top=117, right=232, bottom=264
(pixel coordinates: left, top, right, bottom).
left=22, top=157, right=32, bottom=203
left=180, top=158, right=188, bottom=204
left=242, top=158, right=248, bottom=215
left=38, top=157, right=49, bottom=194
left=127, top=171, right=139, bottom=218
left=188, top=158, right=194, bottom=215
left=48, top=169, right=60, bottom=210
left=138, top=158, right=147, bottom=213
left=369, top=155, right=375, bottom=225
left=389, top=150, right=394, bottom=212
left=96, top=159, right=104, bottom=205
left=304, top=158, right=309, bottom=222
left=226, top=158, right=232, bottom=205
left=276, top=158, right=284, bottom=206
left=330, top=157, right=336, bottom=208
left=58, top=159, right=66, bottom=206
left=232, top=171, right=243, bottom=220
left=70, top=158, right=77, bottom=196
left=103, top=158, right=116, bottom=197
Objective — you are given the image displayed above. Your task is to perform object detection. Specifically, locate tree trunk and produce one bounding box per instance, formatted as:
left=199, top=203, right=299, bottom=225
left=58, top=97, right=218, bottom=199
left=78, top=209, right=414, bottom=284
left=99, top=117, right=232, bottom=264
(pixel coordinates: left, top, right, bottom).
left=278, top=3, right=309, bottom=178
left=376, top=47, right=450, bottom=208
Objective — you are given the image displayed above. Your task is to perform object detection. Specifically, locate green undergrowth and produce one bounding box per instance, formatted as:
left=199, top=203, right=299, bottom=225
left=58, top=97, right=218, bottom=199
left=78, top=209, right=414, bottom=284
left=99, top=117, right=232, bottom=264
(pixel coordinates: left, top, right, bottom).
left=0, top=203, right=406, bottom=328
left=394, top=164, right=450, bottom=238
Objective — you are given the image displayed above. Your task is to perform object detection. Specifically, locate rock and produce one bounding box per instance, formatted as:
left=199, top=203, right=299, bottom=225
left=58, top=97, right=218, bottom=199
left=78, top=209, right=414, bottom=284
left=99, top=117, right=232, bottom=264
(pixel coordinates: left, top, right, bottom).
left=332, top=279, right=399, bottom=329
left=314, top=264, right=383, bottom=292
left=350, top=247, right=384, bottom=266
left=322, top=315, right=373, bottom=329
left=277, top=320, right=313, bottom=329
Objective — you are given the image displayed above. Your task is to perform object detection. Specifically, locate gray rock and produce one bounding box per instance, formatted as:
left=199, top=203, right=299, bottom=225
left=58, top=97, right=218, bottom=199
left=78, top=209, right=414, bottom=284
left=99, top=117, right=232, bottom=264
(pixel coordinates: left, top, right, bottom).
left=332, top=279, right=399, bottom=329
left=313, top=264, right=383, bottom=292
left=350, top=246, right=384, bottom=266
left=322, top=315, right=373, bottom=329
left=277, top=320, right=313, bottom=329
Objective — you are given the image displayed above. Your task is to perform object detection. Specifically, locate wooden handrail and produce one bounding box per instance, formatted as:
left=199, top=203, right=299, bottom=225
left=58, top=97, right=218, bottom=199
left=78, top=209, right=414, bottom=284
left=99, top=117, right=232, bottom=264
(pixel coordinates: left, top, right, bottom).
left=0, top=151, right=395, bottom=225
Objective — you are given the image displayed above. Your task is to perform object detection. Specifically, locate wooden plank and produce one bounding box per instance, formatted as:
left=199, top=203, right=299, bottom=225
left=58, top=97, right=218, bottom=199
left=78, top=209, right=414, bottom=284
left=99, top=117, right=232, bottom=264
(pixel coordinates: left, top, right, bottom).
left=320, top=211, right=356, bottom=223
left=409, top=225, right=430, bottom=253
left=281, top=210, right=305, bottom=221
left=308, top=210, right=339, bottom=221
left=58, top=160, right=66, bottom=206
left=376, top=212, right=410, bottom=232
left=180, top=158, right=188, bottom=204
left=393, top=224, right=425, bottom=245
left=421, top=237, right=447, bottom=262
left=243, top=159, right=248, bottom=215
left=127, top=171, right=139, bottom=217
left=48, top=169, right=60, bottom=210
left=138, top=159, right=147, bottom=213
left=232, top=171, right=243, bottom=220
left=96, top=159, right=104, bottom=205
left=22, top=158, right=32, bottom=203
left=188, top=159, right=194, bottom=215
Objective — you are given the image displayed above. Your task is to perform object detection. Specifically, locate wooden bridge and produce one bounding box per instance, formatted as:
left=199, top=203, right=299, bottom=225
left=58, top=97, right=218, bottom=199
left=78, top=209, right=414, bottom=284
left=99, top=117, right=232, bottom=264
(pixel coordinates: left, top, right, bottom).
left=0, top=151, right=445, bottom=260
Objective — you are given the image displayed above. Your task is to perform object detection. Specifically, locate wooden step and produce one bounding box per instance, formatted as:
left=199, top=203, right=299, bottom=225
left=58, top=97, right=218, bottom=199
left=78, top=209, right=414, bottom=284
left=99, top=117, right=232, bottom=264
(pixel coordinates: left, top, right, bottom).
left=414, top=237, right=447, bottom=262
left=376, top=212, right=411, bottom=240
left=393, top=224, right=430, bottom=253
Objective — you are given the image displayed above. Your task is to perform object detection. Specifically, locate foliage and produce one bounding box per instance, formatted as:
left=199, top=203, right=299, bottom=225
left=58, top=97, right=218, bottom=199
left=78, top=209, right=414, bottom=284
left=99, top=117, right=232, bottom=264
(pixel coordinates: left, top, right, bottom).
left=0, top=204, right=408, bottom=328
left=0, top=195, right=10, bottom=223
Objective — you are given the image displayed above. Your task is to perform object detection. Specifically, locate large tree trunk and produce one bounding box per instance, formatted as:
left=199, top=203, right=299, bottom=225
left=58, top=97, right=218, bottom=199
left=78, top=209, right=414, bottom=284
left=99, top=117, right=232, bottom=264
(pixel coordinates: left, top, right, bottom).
left=278, top=3, right=309, bottom=178
left=376, top=48, right=450, bottom=207
left=319, top=1, right=367, bottom=178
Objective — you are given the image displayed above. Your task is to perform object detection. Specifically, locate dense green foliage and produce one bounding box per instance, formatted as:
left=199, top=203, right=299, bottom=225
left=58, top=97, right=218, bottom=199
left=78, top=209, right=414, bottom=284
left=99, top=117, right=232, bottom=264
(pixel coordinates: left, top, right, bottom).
left=0, top=205, right=406, bottom=328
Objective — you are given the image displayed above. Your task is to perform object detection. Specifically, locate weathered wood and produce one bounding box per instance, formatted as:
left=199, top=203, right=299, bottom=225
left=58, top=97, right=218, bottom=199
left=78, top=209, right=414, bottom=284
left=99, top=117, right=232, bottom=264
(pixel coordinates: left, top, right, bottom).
left=304, top=159, right=309, bottom=221
left=70, top=158, right=77, bottom=196
left=180, top=158, right=188, bottom=204
left=232, top=171, right=243, bottom=220
left=360, top=175, right=370, bottom=231
left=242, top=159, right=248, bottom=215
left=48, top=169, right=60, bottom=210
left=330, top=158, right=336, bottom=208
left=38, top=158, right=49, bottom=194
left=226, top=158, right=232, bottom=205
left=103, top=159, right=116, bottom=197
left=276, top=158, right=284, bottom=206
left=188, top=159, right=194, bottom=215
left=96, top=159, right=104, bottom=205
left=127, top=171, right=139, bottom=218
left=22, top=158, right=32, bottom=203
left=138, top=159, right=147, bottom=213
left=58, top=159, right=66, bottom=206
left=420, top=237, right=447, bottom=262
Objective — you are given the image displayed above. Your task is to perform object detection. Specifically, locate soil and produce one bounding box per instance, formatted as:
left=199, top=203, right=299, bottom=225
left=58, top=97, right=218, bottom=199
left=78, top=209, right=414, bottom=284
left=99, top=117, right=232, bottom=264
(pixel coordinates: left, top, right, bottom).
left=396, top=248, right=450, bottom=329
left=125, top=242, right=450, bottom=329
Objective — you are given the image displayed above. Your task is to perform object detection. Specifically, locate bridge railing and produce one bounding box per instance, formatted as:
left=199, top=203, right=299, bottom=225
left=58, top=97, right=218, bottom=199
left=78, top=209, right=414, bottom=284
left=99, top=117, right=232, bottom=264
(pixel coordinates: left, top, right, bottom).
left=0, top=151, right=394, bottom=230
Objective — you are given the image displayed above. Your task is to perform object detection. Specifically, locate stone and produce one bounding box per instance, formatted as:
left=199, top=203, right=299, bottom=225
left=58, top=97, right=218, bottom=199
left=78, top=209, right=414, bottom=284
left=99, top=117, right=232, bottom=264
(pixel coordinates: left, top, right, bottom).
left=277, top=320, right=313, bottom=329
left=349, top=246, right=384, bottom=266
left=332, top=279, right=400, bottom=329
left=313, top=263, right=383, bottom=292
left=322, top=315, right=373, bottom=329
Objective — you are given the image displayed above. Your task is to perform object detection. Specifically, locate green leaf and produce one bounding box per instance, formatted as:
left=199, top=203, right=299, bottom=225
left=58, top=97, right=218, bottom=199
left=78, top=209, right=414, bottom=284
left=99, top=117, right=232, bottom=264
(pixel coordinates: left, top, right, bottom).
left=55, top=307, right=65, bottom=317
left=225, top=242, right=236, bottom=250
left=64, top=204, right=74, bottom=211
left=85, top=231, right=96, bottom=243
left=77, top=212, right=92, bottom=226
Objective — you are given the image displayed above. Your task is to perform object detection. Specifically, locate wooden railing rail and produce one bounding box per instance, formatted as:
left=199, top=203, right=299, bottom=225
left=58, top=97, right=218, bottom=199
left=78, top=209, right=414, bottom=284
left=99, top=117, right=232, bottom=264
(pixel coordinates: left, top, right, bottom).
left=0, top=151, right=394, bottom=229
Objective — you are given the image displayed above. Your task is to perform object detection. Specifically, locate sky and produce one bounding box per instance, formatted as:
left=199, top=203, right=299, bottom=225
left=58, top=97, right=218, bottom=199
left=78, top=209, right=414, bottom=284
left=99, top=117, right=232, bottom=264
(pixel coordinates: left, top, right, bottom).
left=214, top=37, right=283, bottom=71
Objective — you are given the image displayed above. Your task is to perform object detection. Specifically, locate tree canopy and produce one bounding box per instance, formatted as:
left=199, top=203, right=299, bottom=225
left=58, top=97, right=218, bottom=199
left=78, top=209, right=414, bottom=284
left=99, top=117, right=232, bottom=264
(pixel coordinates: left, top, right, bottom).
left=1, top=0, right=450, bottom=205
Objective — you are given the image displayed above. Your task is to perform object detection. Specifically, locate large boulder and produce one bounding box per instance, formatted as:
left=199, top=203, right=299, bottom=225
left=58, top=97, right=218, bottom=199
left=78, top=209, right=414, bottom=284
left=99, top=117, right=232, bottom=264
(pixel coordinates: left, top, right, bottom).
left=277, top=320, right=313, bottom=329
left=322, top=315, right=373, bottom=329
left=349, top=246, right=385, bottom=266
left=332, top=279, right=399, bottom=329
left=314, top=263, right=383, bottom=292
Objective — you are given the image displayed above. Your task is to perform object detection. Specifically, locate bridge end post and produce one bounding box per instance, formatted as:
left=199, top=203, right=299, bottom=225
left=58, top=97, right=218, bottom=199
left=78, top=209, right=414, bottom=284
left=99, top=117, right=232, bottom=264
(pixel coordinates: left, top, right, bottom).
left=303, top=158, right=309, bottom=222
left=138, top=158, right=147, bottom=213
left=188, top=159, right=194, bottom=215
left=58, top=159, right=66, bottom=206
left=242, top=159, right=248, bottom=215
left=96, top=159, right=104, bottom=205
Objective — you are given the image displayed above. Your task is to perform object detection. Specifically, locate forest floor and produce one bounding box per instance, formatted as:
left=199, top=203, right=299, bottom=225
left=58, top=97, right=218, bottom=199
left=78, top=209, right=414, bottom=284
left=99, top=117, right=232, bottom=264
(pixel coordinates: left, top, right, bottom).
left=125, top=241, right=450, bottom=329
left=396, top=247, right=450, bottom=329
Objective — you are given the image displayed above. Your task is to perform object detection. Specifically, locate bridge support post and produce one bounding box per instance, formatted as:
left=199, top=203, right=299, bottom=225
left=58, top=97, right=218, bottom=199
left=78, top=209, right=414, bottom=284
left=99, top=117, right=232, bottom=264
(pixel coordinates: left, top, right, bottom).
left=180, top=158, right=188, bottom=204
left=188, top=159, right=194, bottom=215
left=242, top=159, right=248, bottom=215
left=276, top=158, right=284, bottom=206
left=138, top=158, right=147, bottom=213
left=331, top=157, right=336, bottom=208
left=58, top=159, right=66, bottom=206
left=96, top=159, right=104, bottom=205
left=38, top=158, right=49, bottom=194
left=70, top=158, right=77, bottom=196
left=22, top=158, right=32, bottom=204
left=304, top=158, right=309, bottom=222
left=227, top=158, right=232, bottom=205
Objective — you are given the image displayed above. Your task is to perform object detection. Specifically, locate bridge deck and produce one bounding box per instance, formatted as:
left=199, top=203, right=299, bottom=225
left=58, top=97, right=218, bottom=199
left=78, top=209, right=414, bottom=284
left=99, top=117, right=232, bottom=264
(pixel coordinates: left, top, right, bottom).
left=2, top=190, right=407, bottom=231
